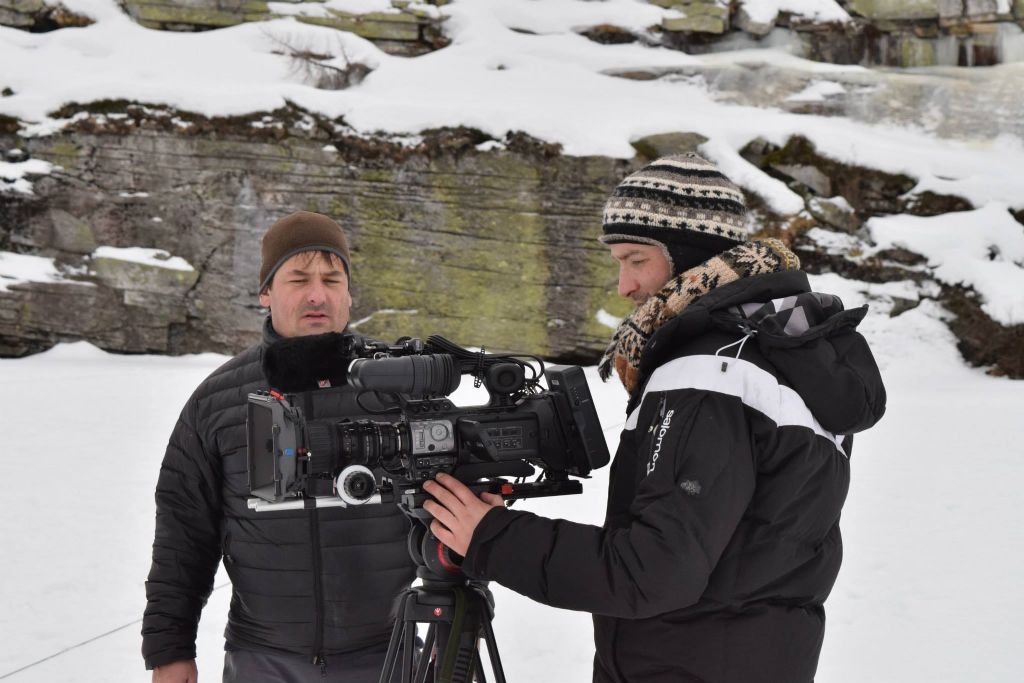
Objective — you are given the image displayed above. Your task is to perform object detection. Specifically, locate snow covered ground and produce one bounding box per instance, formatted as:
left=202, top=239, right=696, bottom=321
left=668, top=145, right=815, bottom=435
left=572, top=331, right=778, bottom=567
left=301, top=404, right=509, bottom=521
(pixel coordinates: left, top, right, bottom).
left=1, top=279, right=1022, bottom=682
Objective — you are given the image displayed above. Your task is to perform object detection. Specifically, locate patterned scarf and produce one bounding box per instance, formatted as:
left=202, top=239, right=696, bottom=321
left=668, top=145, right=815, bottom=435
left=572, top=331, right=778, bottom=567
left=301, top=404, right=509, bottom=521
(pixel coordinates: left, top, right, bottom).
left=598, top=238, right=801, bottom=394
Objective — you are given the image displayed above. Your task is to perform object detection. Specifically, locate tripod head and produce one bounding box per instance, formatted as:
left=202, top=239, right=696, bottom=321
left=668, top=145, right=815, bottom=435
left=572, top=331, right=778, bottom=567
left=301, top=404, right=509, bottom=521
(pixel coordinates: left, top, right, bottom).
left=399, top=476, right=582, bottom=583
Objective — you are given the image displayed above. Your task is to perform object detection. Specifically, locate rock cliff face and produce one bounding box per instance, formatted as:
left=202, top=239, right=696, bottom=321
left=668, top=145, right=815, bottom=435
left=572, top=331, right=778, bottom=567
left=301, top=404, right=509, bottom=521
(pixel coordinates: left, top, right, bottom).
left=650, top=0, right=1024, bottom=68
left=0, top=105, right=630, bottom=361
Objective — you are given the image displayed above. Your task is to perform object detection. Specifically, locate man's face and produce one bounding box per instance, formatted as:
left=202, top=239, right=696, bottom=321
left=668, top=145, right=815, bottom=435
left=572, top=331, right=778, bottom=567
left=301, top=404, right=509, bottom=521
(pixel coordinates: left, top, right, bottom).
left=259, top=251, right=352, bottom=338
left=609, top=242, right=673, bottom=307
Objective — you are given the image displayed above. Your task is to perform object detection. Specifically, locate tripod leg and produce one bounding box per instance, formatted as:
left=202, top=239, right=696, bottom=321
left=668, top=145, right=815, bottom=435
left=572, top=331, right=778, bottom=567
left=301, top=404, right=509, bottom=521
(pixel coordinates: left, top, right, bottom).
left=403, top=619, right=418, bottom=683
left=414, top=624, right=435, bottom=683
left=471, top=650, right=487, bottom=683
left=380, top=607, right=407, bottom=683
left=479, top=611, right=506, bottom=683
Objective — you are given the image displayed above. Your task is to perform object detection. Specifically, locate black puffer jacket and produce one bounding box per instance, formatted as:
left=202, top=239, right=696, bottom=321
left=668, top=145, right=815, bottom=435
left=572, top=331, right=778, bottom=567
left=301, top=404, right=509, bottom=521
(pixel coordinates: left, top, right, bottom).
left=462, top=270, right=885, bottom=682
left=142, top=321, right=415, bottom=669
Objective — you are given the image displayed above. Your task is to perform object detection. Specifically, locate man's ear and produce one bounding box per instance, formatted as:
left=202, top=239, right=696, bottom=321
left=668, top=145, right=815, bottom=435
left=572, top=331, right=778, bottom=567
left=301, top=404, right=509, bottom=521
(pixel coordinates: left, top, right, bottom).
left=259, top=288, right=271, bottom=308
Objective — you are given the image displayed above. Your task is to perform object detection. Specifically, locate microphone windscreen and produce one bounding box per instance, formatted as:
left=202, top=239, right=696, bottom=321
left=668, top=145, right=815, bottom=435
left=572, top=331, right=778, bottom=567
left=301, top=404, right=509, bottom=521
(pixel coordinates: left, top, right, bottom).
left=262, top=332, right=355, bottom=392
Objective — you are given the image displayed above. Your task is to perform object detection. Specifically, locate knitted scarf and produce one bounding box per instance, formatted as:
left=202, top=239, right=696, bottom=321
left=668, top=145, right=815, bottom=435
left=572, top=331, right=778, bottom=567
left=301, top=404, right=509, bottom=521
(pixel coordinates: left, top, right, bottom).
left=598, top=238, right=801, bottom=394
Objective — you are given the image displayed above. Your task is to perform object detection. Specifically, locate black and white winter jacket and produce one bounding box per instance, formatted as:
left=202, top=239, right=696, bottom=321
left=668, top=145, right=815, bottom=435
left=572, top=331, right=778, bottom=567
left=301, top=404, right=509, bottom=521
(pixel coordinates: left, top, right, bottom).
left=142, top=321, right=416, bottom=670
left=462, top=270, right=886, bottom=683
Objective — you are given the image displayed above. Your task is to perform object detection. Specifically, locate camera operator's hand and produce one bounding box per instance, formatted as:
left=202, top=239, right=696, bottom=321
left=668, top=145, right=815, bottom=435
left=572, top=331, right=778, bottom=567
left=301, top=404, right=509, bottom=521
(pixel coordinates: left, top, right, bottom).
left=152, top=659, right=198, bottom=683
left=423, top=473, right=505, bottom=556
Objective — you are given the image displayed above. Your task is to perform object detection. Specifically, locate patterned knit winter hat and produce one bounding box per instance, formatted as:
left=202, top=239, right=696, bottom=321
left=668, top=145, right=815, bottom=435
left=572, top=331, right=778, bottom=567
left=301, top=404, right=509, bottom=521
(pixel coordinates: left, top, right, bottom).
left=600, top=154, right=751, bottom=274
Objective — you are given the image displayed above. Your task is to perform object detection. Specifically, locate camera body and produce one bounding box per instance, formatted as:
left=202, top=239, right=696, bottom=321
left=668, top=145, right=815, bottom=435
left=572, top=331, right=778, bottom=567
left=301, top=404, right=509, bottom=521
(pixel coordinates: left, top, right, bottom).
left=246, top=334, right=610, bottom=511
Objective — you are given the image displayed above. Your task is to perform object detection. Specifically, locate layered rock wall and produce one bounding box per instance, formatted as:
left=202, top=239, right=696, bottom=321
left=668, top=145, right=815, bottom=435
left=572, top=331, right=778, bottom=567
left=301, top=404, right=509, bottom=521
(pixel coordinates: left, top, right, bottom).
left=0, top=107, right=629, bottom=361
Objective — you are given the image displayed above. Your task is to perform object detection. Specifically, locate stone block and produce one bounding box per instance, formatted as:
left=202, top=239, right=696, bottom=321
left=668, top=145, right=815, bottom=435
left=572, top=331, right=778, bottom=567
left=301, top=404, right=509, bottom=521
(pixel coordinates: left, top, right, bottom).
left=939, top=0, right=964, bottom=18
left=49, top=209, right=97, bottom=254
left=663, top=14, right=727, bottom=34
left=964, top=0, right=999, bottom=18
left=92, top=253, right=198, bottom=296
left=847, top=0, right=940, bottom=20
left=301, top=10, right=422, bottom=42
left=681, top=0, right=729, bottom=18
left=630, top=132, right=709, bottom=160
left=0, top=8, right=33, bottom=27
left=662, top=1, right=729, bottom=34
left=771, top=163, right=832, bottom=196
left=901, top=35, right=937, bottom=66
left=0, top=0, right=44, bottom=28
left=967, top=20, right=1000, bottom=32
left=736, top=5, right=776, bottom=36
left=807, top=196, right=862, bottom=234
left=122, top=0, right=269, bottom=29
left=0, top=0, right=45, bottom=13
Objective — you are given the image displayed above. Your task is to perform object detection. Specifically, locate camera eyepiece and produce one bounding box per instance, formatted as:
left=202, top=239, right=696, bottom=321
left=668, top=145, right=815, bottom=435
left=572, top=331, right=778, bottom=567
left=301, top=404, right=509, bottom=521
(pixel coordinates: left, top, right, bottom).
left=348, top=354, right=461, bottom=396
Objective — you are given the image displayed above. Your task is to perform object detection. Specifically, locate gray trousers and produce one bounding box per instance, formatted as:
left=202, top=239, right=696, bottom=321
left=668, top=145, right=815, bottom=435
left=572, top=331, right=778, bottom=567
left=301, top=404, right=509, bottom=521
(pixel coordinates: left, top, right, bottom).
left=223, top=647, right=390, bottom=683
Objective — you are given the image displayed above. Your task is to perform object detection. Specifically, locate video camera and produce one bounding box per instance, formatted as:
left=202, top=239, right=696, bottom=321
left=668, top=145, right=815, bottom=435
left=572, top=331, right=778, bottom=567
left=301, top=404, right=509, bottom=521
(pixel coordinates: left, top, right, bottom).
left=245, top=333, right=610, bottom=515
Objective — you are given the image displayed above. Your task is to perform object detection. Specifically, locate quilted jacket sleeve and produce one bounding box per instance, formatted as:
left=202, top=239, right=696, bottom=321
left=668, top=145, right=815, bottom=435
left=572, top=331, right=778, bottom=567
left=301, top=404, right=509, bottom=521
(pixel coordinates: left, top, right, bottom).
left=141, top=396, right=223, bottom=669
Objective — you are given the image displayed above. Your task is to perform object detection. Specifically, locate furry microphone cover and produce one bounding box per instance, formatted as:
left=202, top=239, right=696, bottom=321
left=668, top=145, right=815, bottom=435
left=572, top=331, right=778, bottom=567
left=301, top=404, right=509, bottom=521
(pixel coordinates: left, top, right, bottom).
left=261, top=332, right=357, bottom=392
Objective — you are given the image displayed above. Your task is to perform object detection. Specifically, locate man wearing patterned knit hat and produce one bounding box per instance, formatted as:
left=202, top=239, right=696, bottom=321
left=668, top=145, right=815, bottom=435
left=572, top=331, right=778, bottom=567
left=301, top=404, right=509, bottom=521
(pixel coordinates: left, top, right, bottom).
left=142, top=212, right=415, bottom=683
left=424, top=154, right=887, bottom=682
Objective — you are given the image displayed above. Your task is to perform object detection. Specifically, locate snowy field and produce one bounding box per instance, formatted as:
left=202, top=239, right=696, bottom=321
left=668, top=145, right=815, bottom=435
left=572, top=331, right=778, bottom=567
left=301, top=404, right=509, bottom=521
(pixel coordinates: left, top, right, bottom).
left=1, top=277, right=1022, bottom=682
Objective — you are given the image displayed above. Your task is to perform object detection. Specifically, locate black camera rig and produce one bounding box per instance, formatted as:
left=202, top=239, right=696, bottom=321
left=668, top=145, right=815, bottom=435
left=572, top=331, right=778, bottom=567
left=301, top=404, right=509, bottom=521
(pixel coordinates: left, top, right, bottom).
left=245, top=333, right=610, bottom=515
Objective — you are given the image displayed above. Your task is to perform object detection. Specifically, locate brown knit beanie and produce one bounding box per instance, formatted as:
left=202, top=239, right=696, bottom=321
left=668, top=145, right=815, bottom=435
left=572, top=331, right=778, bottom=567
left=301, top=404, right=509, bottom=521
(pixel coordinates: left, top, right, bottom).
left=259, top=211, right=351, bottom=291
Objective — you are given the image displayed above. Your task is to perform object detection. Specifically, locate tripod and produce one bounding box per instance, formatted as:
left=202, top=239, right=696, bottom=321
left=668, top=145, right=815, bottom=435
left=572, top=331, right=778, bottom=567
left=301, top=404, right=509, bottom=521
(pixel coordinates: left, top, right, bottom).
left=379, top=522, right=507, bottom=683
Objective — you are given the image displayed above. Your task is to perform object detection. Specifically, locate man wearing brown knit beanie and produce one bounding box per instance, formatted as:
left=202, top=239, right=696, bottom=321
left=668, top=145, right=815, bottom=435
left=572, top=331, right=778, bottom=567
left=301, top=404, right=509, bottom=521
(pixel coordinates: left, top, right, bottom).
left=143, top=212, right=415, bottom=683
left=424, top=154, right=887, bottom=683
left=257, top=211, right=353, bottom=338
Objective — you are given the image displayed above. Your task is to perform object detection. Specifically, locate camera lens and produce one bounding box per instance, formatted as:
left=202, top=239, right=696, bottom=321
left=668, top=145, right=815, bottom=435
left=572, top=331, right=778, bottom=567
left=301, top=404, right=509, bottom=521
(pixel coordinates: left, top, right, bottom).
left=337, top=420, right=405, bottom=464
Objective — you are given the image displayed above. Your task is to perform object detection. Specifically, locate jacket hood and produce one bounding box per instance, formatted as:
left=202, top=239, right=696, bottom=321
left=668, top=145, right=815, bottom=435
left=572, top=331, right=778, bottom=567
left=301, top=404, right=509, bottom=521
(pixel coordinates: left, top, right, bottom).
left=642, top=270, right=886, bottom=435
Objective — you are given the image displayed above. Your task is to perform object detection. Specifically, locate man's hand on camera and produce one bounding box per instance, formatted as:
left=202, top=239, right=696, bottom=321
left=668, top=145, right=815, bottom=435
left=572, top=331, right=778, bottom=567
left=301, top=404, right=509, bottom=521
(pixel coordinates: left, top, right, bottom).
left=152, top=659, right=197, bottom=683
left=422, top=473, right=505, bottom=556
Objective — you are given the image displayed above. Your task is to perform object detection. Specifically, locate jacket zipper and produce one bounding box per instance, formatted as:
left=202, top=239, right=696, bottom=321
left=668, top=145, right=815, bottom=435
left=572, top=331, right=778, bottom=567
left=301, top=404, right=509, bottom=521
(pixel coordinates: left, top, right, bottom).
left=310, top=508, right=326, bottom=674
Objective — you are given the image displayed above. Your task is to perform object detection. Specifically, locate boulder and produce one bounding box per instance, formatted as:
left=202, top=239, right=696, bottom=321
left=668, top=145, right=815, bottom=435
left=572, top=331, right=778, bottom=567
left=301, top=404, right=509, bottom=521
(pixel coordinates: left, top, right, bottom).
left=847, top=0, right=940, bottom=21
left=736, top=5, right=777, bottom=37
left=91, top=250, right=199, bottom=295
left=630, top=132, right=709, bottom=160
left=807, top=196, right=863, bottom=234
left=662, top=1, right=729, bottom=34
left=0, top=0, right=44, bottom=28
